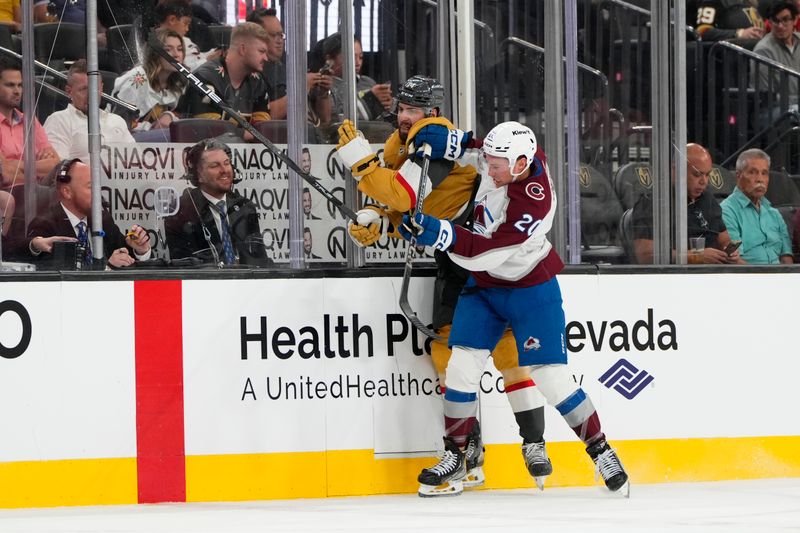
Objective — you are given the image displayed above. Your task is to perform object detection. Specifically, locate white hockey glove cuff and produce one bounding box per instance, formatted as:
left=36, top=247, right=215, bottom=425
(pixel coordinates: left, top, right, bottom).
left=347, top=206, right=388, bottom=247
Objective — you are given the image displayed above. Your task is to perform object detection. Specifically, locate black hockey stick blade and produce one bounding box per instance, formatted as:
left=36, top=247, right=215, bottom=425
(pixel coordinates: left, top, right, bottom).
left=398, top=143, right=441, bottom=341
left=151, top=42, right=358, bottom=222
left=399, top=251, right=442, bottom=341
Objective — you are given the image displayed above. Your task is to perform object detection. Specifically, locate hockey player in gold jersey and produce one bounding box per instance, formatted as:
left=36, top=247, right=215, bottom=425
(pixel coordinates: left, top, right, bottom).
left=335, top=75, right=552, bottom=496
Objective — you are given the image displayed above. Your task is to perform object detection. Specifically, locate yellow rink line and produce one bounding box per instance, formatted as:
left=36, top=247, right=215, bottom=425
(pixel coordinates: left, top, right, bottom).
left=185, top=436, right=800, bottom=501
left=2, top=436, right=799, bottom=508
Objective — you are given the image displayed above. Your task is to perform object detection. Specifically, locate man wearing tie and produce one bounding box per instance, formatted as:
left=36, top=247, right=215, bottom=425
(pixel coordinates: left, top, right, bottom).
left=26, top=159, right=151, bottom=268
left=166, top=139, right=271, bottom=266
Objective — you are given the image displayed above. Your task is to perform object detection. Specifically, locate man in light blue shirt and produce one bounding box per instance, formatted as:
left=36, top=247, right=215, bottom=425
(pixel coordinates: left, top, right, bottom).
left=721, top=149, right=793, bottom=264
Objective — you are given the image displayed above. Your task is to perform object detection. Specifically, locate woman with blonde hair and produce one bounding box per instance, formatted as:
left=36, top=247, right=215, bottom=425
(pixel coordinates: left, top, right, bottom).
left=112, top=28, right=187, bottom=131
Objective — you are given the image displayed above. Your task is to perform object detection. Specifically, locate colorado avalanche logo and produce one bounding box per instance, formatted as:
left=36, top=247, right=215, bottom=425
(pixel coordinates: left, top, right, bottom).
left=472, top=199, right=494, bottom=235
left=525, top=182, right=545, bottom=201
left=524, top=337, right=541, bottom=351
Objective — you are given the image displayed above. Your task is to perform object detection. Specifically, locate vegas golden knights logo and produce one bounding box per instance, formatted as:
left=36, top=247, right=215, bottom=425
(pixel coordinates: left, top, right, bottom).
left=708, top=168, right=723, bottom=190
left=579, top=166, right=590, bottom=188
left=636, top=166, right=652, bottom=188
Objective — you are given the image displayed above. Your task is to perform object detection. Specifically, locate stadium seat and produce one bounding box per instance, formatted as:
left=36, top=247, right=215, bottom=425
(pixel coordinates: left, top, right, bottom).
left=0, top=23, right=13, bottom=52
left=580, top=164, right=623, bottom=246
left=618, top=208, right=636, bottom=263
left=105, top=25, right=139, bottom=74
left=251, top=120, right=324, bottom=144
left=707, top=165, right=736, bottom=200
left=612, top=162, right=653, bottom=210
left=208, top=25, right=232, bottom=48
left=169, top=119, right=239, bottom=143
left=33, top=23, right=86, bottom=71
left=358, top=120, right=395, bottom=143
left=766, top=171, right=800, bottom=207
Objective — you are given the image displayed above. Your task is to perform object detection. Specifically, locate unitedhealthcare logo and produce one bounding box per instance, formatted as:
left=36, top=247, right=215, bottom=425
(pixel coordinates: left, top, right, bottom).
left=598, top=358, right=654, bottom=399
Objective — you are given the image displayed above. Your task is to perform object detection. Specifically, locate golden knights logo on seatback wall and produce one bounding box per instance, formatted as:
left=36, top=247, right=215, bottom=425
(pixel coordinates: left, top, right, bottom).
left=579, top=166, right=591, bottom=189
left=708, top=168, right=723, bottom=190
left=636, top=166, right=652, bottom=188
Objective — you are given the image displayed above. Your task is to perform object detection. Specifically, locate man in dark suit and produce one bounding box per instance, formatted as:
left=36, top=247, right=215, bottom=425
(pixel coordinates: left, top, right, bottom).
left=26, top=159, right=151, bottom=268
left=166, top=139, right=271, bottom=267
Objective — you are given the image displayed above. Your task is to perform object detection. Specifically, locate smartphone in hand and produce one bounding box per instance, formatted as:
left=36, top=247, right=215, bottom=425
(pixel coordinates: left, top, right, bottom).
left=725, top=240, right=742, bottom=256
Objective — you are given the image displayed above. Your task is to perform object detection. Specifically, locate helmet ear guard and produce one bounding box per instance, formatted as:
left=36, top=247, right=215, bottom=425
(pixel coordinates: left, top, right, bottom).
left=482, top=121, right=538, bottom=178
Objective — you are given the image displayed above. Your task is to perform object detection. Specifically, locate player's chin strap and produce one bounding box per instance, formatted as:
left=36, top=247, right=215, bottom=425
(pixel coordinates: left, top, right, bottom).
left=398, top=143, right=442, bottom=341
left=149, top=38, right=358, bottom=222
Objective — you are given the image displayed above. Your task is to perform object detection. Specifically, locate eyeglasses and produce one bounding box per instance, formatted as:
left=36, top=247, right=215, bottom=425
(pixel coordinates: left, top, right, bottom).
left=267, top=31, right=286, bottom=39
left=772, top=15, right=796, bottom=25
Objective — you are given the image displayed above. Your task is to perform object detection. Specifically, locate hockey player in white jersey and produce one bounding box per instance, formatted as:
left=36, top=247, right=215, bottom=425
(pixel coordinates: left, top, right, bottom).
left=401, top=121, right=630, bottom=496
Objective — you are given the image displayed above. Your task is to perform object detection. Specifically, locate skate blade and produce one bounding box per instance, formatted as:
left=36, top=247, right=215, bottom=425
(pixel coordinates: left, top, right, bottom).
left=463, top=466, right=485, bottom=489
left=534, top=476, right=546, bottom=491
left=418, top=479, right=464, bottom=498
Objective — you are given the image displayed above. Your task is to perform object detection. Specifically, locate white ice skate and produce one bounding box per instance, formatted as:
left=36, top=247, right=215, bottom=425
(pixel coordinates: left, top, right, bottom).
left=418, top=438, right=467, bottom=497
left=522, top=440, right=553, bottom=491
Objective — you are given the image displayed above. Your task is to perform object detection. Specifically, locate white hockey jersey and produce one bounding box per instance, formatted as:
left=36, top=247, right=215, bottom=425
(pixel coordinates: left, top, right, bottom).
left=449, top=147, right=564, bottom=288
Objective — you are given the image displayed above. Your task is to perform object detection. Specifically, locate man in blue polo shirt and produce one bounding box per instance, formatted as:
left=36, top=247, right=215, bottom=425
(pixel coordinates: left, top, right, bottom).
left=721, top=148, right=793, bottom=264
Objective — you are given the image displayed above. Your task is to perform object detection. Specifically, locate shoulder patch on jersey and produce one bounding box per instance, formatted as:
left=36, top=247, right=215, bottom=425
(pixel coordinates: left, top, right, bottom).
left=525, top=181, right=545, bottom=201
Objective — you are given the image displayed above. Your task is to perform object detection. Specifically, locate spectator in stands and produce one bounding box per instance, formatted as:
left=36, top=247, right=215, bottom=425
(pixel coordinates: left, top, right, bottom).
left=44, top=60, right=134, bottom=162
left=155, top=0, right=217, bottom=71
left=632, top=143, right=742, bottom=264
left=754, top=1, right=800, bottom=97
left=246, top=8, right=332, bottom=122
left=185, top=22, right=270, bottom=124
left=112, top=28, right=187, bottom=131
left=765, top=0, right=800, bottom=32
left=721, top=148, right=793, bottom=263
left=48, top=0, right=86, bottom=24
left=323, top=33, right=392, bottom=122
left=792, top=207, right=800, bottom=261
left=696, top=0, right=765, bottom=41
left=26, top=159, right=151, bottom=268
left=165, top=139, right=271, bottom=266
left=0, top=58, right=60, bottom=188
left=0, top=189, right=13, bottom=237
left=0, top=0, right=49, bottom=32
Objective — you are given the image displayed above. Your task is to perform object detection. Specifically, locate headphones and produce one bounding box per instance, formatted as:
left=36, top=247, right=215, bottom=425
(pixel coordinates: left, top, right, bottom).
left=52, top=158, right=82, bottom=186
left=184, top=138, right=236, bottom=187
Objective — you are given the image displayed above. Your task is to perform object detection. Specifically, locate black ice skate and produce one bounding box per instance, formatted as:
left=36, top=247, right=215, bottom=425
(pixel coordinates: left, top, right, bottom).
left=587, top=440, right=630, bottom=497
left=418, top=437, right=467, bottom=497
left=463, top=422, right=486, bottom=489
left=521, top=440, right=553, bottom=491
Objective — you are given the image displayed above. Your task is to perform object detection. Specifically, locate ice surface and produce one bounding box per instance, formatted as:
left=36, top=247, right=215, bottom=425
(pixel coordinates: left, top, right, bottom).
left=1, top=478, right=798, bottom=533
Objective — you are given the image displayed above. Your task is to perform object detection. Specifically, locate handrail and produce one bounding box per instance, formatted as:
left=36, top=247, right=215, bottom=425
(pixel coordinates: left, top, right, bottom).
left=598, top=0, right=699, bottom=38
left=34, top=77, right=69, bottom=99
left=418, top=0, right=494, bottom=39
left=0, top=46, right=138, bottom=112
left=601, top=0, right=649, bottom=16
left=709, top=40, right=800, bottom=78
left=721, top=110, right=800, bottom=167
left=501, top=36, right=608, bottom=85
left=762, top=126, right=800, bottom=155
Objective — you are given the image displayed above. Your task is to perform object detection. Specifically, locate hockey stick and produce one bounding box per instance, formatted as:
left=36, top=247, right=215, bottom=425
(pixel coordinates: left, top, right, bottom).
left=398, top=143, right=442, bottom=341
left=150, top=43, right=358, bottom=222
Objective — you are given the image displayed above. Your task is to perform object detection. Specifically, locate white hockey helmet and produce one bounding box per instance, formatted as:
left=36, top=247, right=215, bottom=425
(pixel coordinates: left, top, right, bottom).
left=483, top=121, right=538, bottom=178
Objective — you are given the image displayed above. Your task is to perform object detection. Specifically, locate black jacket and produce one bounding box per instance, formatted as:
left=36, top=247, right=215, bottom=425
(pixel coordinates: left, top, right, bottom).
left=26, top=203, right=129, bottom=267
left=165, top=187, right=272, bottom=267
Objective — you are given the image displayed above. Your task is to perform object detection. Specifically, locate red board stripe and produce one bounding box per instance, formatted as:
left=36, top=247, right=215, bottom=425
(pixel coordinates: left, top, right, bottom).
left=134, top=280, right=186, bottom=503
